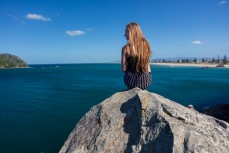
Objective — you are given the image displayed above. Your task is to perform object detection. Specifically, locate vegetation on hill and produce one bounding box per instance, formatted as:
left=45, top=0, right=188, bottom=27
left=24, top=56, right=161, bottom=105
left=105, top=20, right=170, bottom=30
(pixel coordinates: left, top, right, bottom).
left=0, top=53, right=28, bottom=68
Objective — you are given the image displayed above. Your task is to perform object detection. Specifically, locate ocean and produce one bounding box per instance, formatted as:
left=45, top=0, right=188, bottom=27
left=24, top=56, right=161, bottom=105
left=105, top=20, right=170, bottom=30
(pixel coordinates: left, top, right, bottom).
left=1, top=64, right=229, bottom=153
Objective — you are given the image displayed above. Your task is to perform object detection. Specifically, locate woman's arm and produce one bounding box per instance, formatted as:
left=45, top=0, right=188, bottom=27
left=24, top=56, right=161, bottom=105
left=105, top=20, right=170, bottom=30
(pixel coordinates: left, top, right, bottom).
left=148, top=64, right=151, bottom=73
left=121, top=46, right=127, bottom=72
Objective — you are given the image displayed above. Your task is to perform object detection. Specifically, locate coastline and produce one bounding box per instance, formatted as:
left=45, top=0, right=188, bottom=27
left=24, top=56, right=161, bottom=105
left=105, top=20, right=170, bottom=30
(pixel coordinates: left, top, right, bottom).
left=150, top=63, right=229, bottom=68
left=1, top=63, right=229, bottom=68
left=0, top=66, right=29, bottom=69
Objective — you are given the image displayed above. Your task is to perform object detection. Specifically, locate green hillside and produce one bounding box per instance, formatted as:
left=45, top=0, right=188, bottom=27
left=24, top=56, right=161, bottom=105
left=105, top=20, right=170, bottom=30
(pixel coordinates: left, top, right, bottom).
left=0, top=53, right=28, bottom=68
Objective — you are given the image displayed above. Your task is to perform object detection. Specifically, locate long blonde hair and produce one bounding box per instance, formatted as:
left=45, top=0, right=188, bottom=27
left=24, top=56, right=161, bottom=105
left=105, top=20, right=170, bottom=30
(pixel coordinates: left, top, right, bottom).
left=125, top=22, right=152, bottom=72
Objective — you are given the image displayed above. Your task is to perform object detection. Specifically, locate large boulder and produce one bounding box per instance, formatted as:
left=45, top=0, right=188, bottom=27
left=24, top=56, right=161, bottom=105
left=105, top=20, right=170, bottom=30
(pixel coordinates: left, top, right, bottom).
left=60, top=88, right=229, bottom=153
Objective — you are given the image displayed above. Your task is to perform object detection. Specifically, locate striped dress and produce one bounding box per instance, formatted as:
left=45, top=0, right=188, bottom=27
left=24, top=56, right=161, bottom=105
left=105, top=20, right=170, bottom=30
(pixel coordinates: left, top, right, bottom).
left=124, top=56, right=152, bottom=90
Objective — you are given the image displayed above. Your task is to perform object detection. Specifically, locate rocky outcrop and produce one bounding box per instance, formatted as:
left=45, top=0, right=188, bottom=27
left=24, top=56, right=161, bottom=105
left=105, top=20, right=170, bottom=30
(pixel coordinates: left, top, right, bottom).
left=216, top=63, right=224, bottom=67
left=202, top=104, right=229, bottom=123
left=60, top=88, right=229, bottom=153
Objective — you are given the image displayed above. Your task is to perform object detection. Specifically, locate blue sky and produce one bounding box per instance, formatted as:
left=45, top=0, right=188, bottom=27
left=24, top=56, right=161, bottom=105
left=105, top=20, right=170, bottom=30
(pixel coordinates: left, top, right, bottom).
left=0, top=0, right=229, bottom=64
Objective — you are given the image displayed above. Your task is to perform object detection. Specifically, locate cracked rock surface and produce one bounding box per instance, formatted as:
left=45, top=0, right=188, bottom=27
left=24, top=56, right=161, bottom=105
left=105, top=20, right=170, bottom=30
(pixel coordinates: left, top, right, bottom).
left=59, top=88, right=229, bottom=153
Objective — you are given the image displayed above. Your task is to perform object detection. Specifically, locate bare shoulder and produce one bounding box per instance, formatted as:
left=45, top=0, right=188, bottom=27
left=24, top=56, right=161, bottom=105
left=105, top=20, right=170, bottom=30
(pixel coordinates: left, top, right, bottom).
left=122, top=45, right=128, bottom=52
left=122, top=44, right=129, bottom=55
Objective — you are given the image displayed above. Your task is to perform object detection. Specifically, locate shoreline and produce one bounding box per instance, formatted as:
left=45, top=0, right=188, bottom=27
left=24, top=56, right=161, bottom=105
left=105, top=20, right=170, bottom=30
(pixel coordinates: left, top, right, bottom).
left=0, top=67, right=29, bottom=69
left=150, top=63, right=229, bottom=68
left=1, top=63, right=229, bottom=68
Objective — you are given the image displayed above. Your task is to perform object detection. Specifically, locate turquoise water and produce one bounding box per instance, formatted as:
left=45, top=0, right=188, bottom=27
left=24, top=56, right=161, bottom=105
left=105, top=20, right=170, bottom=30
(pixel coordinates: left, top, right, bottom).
left=1, top=64, right=229, bottom=153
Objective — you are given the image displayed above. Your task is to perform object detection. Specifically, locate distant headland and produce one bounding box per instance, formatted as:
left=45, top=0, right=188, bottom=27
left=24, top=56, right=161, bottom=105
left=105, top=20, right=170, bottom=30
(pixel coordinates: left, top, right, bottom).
left=0, top=53, right=28, bottom=68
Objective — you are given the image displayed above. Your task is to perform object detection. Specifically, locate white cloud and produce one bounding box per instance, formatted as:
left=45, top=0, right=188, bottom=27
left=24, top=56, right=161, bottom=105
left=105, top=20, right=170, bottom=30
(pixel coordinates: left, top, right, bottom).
left=25, top=13, right=51, bottom=21
left=66, top=30, right=86, bottom=36
left=218, top=0, right=227, bottom=5
left=192, top=40, right=203, bottom=45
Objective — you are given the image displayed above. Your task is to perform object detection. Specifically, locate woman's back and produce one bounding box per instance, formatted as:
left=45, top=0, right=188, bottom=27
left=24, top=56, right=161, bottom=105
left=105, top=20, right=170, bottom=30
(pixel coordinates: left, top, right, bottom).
left=126, top=56, right=138, bottom=73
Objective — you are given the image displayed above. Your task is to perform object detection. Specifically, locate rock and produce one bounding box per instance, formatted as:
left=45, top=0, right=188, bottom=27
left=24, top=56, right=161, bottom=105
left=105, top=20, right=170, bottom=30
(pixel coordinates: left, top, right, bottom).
left=216, top=63, right=224, bottom=67
left=59, top=88, right=229, bottom=153
left=186, top=104, right=195, bottom=110
left=202, top=104, right=229, bottom=123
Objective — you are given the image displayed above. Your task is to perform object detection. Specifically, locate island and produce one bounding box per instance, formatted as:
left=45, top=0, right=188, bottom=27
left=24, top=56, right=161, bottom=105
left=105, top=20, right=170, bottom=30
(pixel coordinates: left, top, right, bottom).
left=0, top=53, right=28, bottom=68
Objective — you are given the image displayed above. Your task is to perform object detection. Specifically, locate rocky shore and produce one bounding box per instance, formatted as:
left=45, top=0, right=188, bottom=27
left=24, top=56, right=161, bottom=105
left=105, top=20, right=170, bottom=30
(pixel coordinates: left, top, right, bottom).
left=202, top=104, right=229, bottom=123
left=60, top=88, right=229, bottom=153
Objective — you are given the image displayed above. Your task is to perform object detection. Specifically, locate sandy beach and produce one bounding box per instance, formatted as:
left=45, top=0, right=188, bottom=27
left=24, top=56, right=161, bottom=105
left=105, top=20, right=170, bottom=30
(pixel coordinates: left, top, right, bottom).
left=151, top=63, right=229, bottom=68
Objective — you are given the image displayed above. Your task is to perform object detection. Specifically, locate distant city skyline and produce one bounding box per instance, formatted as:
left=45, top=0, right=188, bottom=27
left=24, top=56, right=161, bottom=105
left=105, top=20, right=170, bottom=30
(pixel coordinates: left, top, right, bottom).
left=0, top=0, right=229, bottom=64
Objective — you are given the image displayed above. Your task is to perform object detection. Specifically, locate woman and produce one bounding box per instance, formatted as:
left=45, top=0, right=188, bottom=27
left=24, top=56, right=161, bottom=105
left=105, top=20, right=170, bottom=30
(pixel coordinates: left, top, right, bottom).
left=122, top=22, right=152, bottom=90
